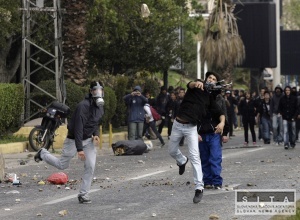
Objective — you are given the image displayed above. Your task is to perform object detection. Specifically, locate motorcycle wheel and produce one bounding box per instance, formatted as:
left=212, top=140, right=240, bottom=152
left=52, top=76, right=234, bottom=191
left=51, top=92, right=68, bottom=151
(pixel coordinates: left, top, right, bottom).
left=29, top=127, right=50, bottom=151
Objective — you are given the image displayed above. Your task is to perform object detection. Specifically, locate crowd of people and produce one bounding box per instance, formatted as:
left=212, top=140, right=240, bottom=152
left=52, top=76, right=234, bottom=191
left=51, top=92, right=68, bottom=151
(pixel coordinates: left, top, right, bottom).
left=222, top=85, right=300, bottom=149
left=33, top=76, right=300, bottom=205
left=123, top=84, right=187, bottom=146
left=123, top=72, right=228, bottom=203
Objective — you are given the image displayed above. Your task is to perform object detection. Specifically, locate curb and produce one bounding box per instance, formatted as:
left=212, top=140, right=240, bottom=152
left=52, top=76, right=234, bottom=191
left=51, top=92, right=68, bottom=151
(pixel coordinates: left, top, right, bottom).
left=1, top=127, right=168, bottom=154
left=0, top=142, right=28, bottom=154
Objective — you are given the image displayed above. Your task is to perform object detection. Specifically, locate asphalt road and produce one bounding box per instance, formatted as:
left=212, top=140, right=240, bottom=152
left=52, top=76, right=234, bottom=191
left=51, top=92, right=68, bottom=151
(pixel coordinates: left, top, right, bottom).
left=1, top=130, right=299, bottom=220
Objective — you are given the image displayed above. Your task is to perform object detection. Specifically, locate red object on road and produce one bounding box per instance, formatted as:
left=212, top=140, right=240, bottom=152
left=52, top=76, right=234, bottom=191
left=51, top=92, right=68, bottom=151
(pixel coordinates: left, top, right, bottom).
left=47, top=172, right=68, bottom=184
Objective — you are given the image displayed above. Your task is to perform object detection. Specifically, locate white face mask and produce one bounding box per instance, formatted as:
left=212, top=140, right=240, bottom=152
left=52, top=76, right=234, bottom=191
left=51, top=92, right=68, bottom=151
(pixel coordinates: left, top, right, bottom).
left=91, top=82, right=104, bottom=106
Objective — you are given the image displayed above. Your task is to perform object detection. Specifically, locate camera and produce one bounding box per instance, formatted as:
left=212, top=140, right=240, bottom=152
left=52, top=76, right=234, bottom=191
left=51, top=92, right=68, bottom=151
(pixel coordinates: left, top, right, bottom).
left=204, top=80, right=232, bottom=92
left=134, top=90, right=141, bottom=96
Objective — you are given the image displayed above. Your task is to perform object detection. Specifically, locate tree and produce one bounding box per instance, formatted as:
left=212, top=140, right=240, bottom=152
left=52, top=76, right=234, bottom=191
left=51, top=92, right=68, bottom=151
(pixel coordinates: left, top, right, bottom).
left=283, top=0, right=300, bottom=30
left=87, top=0, right=203, bottom=76
left=200, top=0, right=245, bottom=83
left=62, top=0, right=89, bottom=85
left=0, top=0, right=21, bottom=83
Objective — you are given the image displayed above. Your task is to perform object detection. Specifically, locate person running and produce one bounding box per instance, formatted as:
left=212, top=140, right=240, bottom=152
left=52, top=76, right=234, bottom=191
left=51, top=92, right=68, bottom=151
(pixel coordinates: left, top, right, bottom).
left=34, top=81, right=105, bottom=204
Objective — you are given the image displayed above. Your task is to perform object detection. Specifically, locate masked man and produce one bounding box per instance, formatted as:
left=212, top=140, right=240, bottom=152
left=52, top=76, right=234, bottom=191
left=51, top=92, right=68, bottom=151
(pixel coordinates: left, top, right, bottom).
left=34, top=81, right=104, bottom=204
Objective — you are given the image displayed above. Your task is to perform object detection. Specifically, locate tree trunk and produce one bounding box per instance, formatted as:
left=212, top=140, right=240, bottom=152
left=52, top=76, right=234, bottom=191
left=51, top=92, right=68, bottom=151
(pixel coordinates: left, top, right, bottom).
left=219, top=64, right=233, bottom=85
left=0, top=38, right=21, bottom=83
left=62, top=0, right=88, bottom=85
left=163, top=70, right=168, bottom=89
left=250, top=69, right=264, bottom=94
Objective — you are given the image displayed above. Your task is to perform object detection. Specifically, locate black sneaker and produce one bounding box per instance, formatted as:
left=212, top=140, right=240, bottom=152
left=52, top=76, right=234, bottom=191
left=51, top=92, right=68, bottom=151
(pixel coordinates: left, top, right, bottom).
left=78, top=195, right=91, bottom=204
left=177, top=157, right=188, bottom=175
left=284, top=144, right=289, bottom=150
left=193, top=189, right=203, bottom=203
left=214, top=185, right=222, bottom=190
left=34, top=148, right=43, bottom=162
left=160, top=143, right=165, bottom=148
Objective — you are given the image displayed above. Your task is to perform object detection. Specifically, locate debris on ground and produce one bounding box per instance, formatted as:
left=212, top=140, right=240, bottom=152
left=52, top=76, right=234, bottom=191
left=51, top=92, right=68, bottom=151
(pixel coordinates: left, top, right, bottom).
left=209, top=214, right=219, bottom=220
left=58, top=210, right=68, bottom=216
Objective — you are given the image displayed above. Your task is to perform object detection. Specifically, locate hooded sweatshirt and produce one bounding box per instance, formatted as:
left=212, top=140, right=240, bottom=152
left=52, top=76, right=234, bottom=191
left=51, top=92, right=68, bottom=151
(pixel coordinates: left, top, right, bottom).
left=270, top=86, right=283, bottom=115
left=123, top=85, right=148, bottom=122
left=278, top=86, right=298, bottom=121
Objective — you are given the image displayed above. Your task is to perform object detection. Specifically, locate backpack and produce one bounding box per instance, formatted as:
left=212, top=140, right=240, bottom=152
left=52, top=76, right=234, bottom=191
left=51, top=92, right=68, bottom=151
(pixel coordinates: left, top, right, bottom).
left=150, top=106, right=161, bottom=121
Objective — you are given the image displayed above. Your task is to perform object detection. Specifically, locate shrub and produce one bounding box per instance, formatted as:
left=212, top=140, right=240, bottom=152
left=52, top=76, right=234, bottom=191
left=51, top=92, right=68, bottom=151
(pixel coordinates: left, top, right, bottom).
left=102, top=87, right=117, bottom=130
left=31, top=80, right=85, bottom=119
left=0, top=83, right=24, bottom=135
left=111, top=76, right=128, bottom=128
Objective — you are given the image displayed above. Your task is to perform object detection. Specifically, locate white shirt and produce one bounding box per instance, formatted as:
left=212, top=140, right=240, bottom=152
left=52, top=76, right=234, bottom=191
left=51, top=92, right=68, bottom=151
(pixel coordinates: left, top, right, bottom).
left=144, top=104, right=154, bottom=122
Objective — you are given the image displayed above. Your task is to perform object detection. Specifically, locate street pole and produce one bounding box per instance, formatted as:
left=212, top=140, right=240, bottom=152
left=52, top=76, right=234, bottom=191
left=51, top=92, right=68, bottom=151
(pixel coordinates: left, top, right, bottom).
left=272, top=0, right=281, bottom=89
left=197, top=41, right=201, bottom=79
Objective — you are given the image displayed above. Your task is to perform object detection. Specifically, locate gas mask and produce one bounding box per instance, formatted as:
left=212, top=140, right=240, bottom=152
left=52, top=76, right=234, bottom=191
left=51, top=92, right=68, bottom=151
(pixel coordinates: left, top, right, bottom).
left=91, top=82, right=104, bottom=106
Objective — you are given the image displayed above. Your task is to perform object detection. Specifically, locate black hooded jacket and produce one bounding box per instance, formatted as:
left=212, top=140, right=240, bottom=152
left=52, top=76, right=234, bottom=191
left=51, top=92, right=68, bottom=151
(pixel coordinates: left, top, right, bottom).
left=278, top=86, right=298, bottom=121
left=177, top=81, right=223, bottom=125
left=67, top=95, right=104, bottom=151
left=270, top=86, right=283, bottom=115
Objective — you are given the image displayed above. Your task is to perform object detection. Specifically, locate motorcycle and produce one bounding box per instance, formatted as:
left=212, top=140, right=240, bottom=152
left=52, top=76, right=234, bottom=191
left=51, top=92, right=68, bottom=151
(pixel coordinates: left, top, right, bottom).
left=29, top=101, right=70, bottom=152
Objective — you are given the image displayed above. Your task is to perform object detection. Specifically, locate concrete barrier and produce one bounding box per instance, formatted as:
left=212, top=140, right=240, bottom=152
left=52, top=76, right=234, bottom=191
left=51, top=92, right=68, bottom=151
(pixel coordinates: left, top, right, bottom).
left=0, top=142, right=28, bottom=154
left=4, top=126, right=168, bottom=154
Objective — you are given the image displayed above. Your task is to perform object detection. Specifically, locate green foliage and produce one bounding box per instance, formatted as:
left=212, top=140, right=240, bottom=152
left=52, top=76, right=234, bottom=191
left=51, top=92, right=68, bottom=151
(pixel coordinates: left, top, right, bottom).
left=143, top=78, right=161, bottom=97
left=32, top=80, right=85, bottom=118
left=0, top=83, right=24, bottom=135
left=0, top=0, right=21, bottom=48
left=0, top=134, right=27, bottom=143
left=111, top=76, right=128, bottom=128
left=87, top=0, right=204, bottom=75
left=233, top=68, right=250, bottom=91
left=284, top=0, right=300, bottom=30
left=102, top=87, right=117, bottom=130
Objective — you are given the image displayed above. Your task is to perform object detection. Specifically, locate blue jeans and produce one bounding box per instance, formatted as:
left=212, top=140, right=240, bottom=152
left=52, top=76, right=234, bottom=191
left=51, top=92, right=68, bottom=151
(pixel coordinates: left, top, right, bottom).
left=261, top=116, right=271, bottom=142
left=199, top=133, right=222, bottom=186
left=168, top=120, right=204, bottom=190
left=272, top=114, right=283, bottom=142
left=283, top=120, right=296, bottom=146
left=40, top=138, right=96, bottom=197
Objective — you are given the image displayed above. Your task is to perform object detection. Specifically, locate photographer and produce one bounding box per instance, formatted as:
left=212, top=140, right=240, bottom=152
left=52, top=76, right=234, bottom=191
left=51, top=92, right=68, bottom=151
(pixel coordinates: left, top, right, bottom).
left=198, top=72, right=228, bottom=190
left=123, top=85, right=148, bottom=140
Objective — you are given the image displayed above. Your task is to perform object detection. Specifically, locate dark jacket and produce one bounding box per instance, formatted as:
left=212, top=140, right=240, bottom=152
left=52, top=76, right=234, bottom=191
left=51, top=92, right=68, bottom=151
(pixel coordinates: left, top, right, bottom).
left=123, top=92, right=148, bottom=123
left=198, top=111, right=229, bottom=136
left=178, top=81, right=223, bottom=125
left=226, top=95, right=238, bottom=115
left=198, top=92, right=229, bottom=136
left=270, top=86, right=283, bottom=115
left=166, top=98, right=177, bottom=119
left=238, top=98, right=256, bottom=120
left=155, top=93, right=169, bottom=116
left=257, top=100, right=271, bottom=119
left=216, top=94, right=228, bottom=120
left=279, top=93, right=298, bottom=121
left=67, top=95, right=104, bottom=152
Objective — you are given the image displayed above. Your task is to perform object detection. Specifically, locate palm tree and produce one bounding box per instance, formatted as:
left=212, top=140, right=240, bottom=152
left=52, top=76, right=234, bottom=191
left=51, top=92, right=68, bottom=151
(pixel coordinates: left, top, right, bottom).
left=200, top=0, right=245, bottom=83
left=62, top=0, right=89, bottom=85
